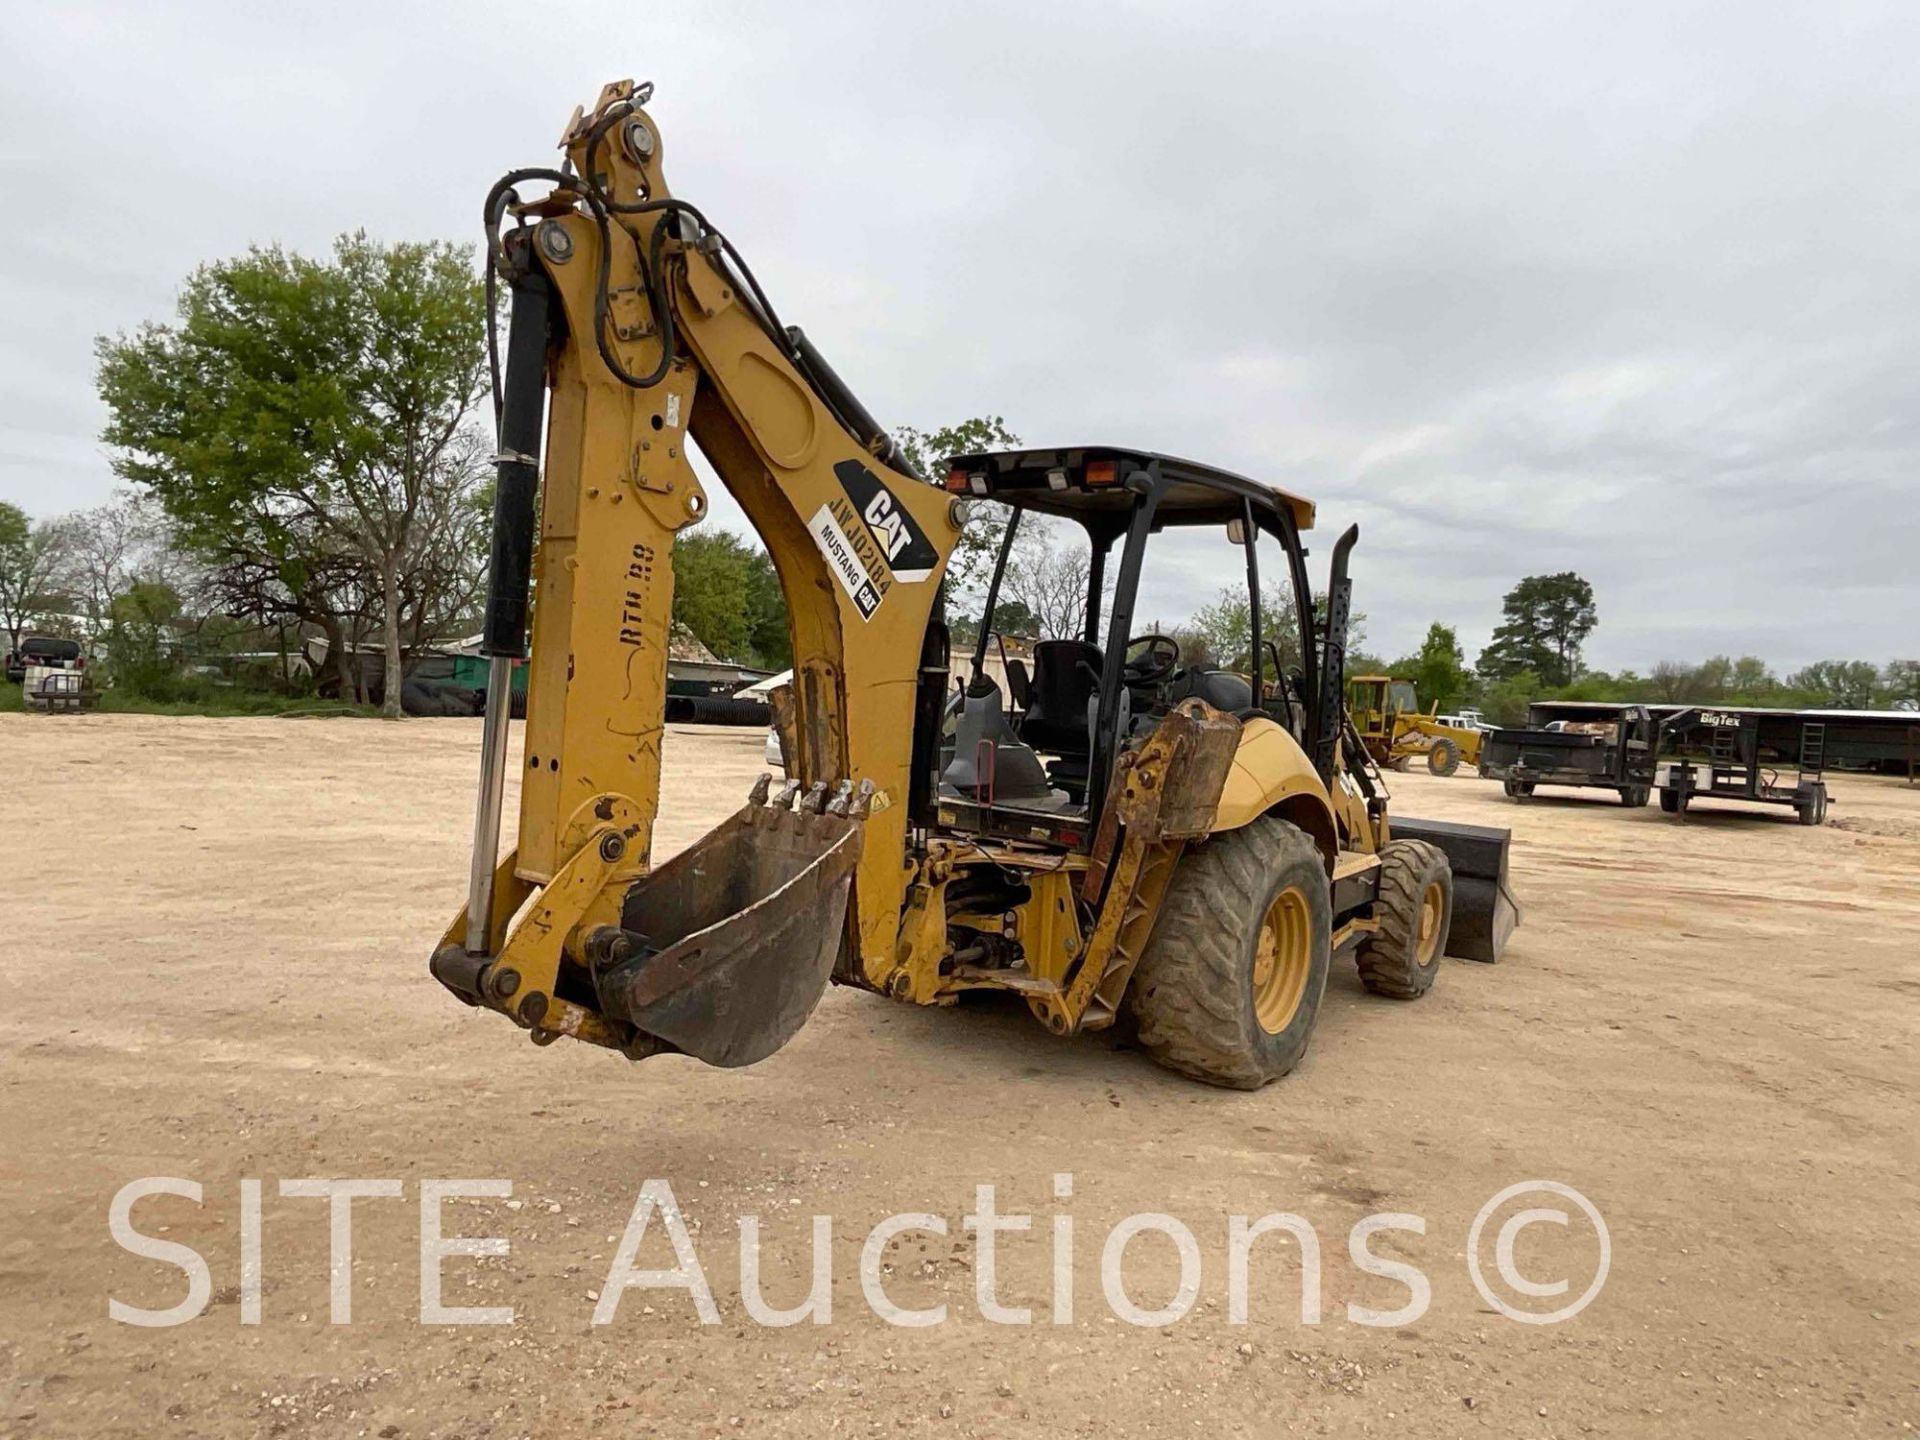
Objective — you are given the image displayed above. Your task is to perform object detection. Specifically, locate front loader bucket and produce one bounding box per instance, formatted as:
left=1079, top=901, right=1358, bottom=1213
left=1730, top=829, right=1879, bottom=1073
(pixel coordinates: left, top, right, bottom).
left=1390, top=816, right=1521, bottom=963
left=591, top=782, right=865, bottom=1067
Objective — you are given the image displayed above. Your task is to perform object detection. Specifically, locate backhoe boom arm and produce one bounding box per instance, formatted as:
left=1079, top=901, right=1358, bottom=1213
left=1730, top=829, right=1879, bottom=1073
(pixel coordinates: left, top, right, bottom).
left=435, top=82, right=958, bottom=1060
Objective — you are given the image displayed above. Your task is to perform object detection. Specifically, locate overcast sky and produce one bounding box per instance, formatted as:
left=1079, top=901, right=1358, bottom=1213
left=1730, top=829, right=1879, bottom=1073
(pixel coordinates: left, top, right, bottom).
left=3, top=1, right=1915, bottom=671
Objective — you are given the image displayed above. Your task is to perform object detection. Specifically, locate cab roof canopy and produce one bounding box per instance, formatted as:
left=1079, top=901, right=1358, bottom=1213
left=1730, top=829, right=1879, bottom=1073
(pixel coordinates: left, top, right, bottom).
left=942, top=446, right=1315, bottom=533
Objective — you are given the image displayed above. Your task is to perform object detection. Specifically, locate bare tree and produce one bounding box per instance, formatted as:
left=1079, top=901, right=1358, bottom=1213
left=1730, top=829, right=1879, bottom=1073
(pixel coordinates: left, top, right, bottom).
left=58, top=492, right=197, bottom=634
left=0, top=502, right=74, bottom=655
left=999, top=516, right=1094, bottom=641
left=205, top=521, right=374, bottom=700
left=394, top=427, right=492, bottom=652
left=1648, top=660, right=1701, bottom=703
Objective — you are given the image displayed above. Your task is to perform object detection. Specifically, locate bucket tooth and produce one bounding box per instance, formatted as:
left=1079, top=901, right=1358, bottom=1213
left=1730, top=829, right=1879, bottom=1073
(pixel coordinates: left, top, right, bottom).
left=799, top=781, right=830, bottom=814
left=749, top=773, right=772, bottom=806
left=772, top=779, right=803, bottom=810
left=825, top=780, right=855, bottom=817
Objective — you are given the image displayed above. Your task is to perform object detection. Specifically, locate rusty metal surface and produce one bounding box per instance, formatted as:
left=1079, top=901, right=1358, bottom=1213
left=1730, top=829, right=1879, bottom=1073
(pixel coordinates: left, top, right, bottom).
left=594, top=797, right=864, bottom=1066
left=1148, top=702, right=1243, bottom=839
left=766, top=682, right=798, bottom=775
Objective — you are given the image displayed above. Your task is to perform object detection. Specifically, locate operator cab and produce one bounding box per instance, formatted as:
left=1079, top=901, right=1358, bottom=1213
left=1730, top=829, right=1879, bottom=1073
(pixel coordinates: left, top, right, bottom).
left=1348, top=675, right=1419, bottom=743
left=930, top=447, right=1319, bottom=847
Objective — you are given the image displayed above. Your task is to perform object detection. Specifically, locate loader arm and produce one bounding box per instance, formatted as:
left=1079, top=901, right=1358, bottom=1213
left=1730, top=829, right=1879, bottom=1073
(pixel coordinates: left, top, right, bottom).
left=431, top=82, right=958, bottom=1061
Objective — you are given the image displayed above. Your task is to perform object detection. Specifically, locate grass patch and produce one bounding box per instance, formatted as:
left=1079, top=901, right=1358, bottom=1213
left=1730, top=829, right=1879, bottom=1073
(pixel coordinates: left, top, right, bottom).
left=3, top=675, right=379, bottom=718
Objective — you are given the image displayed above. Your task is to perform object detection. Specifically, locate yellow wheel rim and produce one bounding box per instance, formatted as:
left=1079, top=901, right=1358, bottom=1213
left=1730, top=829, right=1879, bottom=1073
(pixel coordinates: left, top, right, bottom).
left=1252, top=886, right=1313, bottom=1034
left=1416, top=882, right=1445, bottom=965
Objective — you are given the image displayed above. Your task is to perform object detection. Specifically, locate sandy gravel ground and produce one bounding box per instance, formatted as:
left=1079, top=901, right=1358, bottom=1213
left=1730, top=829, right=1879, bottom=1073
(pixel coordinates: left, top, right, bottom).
left=0, top=713, right=1915, bottom=1438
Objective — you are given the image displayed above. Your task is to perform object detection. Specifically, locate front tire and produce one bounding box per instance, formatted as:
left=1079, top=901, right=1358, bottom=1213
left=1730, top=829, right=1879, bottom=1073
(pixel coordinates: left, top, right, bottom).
left=1356, top=840, right=1452, bottom=999
left=1129, top=817, right=1331, bottom=1090
left=1659, top=788, right=1684, bottom=814
left=1619, top=785, right=1651, bottom=807
left=1503, top=777, right=1535, bottom=799
left=1427, top=738, right=1461, bottom=776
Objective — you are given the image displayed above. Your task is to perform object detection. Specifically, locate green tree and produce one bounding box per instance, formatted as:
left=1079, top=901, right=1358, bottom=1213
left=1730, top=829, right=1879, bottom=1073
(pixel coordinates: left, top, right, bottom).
left=104, top=580, right=185, bottom=695
left=1189, top=581, right=1363, bottom=676
left=96, top=232, right=488, bottom=718
left=671, top=529, right=791, bottom=669
left=950, top=601, right=1038, bottom=648
left=1884, top=659, right=1920, bottom=711
left=0, top=502, right=73, bottom=654
left=1647, top=660, right=1702, bottom=703
left=893, top=415, right=1020, bottom=599
left=1787, top=659, right=1883, bottom=708
left=739, top=544, right=792, bottom=670
left=672, top=530, right=757, bottom=663
left=1408, top=622, right=1469, bottom=712
left=1551, top=670, right=1625, bottom=702
left=1479, top=669, right=1544, bottom=726
left=1727, top=656, right=1777, bottom=700
left=1477, top=572, right=1597, bottom=687
left=1188, top=587, right=1257, bottom=671
left=1694, top=655, right=1735, bottom=700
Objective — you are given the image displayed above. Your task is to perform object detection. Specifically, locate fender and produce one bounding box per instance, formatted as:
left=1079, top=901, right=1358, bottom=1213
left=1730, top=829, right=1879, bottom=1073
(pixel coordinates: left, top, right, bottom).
left=1208, top=717, right=1339, bottom=867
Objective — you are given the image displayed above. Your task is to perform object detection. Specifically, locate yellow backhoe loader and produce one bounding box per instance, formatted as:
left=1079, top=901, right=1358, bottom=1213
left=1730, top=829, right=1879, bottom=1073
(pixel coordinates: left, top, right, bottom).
left=1348, top=675, right=1485, bottom=777
left=429, top=81, right=1519, bottom=1088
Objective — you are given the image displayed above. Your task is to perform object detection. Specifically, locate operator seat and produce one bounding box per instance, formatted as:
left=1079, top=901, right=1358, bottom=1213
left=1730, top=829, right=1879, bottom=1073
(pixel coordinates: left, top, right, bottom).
left=1019, top=639, right=1107, bottom=804
left=1166, top=667, right=1254, bottom=713
left=1018, top=640, right=1104, bottom=753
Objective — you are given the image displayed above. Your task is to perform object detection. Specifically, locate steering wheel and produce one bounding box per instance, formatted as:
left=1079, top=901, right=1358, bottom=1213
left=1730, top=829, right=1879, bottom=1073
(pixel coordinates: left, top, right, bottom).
left=1122, top=633, right=1180, bottom=684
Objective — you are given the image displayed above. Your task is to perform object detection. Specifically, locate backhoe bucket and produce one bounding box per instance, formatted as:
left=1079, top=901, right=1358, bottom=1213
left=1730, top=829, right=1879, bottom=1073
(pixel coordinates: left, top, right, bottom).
left=1390, top=816, right=1521, bottom=963
left=591, top=781, right=866, bottom=1067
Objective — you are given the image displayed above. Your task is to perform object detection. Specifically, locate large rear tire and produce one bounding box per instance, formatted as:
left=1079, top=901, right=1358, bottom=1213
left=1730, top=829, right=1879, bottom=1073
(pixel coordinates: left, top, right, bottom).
left=1619, top=785, right=1651, bottom=807
left=1356, top=840, right=1452, bottom=999
left=1129, top=817, right=1331, bottom=1090
left=1427, top=738, right=1461, bottom=777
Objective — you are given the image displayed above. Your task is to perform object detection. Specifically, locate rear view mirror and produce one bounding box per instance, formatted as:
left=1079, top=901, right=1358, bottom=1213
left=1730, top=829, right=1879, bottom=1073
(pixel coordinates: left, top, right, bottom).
left=1226, top=517, right=1249, bottom=545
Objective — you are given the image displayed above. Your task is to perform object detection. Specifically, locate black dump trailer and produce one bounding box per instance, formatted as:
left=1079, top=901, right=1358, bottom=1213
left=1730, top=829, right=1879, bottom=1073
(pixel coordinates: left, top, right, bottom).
left=1656, top=708, right=1830, bottom=825
left=1478, top=702, right=1658, bottom=806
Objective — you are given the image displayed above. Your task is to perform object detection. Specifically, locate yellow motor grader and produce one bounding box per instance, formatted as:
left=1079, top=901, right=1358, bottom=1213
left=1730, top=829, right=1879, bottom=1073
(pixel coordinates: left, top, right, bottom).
left=429, top=81, right=1519, bottom=1088
left=1348, top=675, right=1485, bottom=777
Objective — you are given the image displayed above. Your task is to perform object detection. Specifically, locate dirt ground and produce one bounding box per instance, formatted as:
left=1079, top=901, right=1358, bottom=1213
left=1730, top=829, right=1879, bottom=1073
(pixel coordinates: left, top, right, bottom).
left=1, top=713, right=1914, bottom=1438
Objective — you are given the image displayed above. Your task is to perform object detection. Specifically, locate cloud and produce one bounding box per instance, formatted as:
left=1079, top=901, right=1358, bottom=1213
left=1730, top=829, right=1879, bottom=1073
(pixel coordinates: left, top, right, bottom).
left=3, top=0, right=1915, bottom=669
